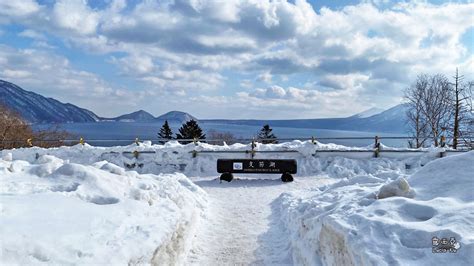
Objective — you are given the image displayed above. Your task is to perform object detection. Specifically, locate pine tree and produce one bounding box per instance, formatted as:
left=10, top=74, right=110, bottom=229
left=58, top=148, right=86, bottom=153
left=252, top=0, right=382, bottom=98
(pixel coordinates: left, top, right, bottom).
left=257, top=124, right=278, bottom=144
left=176, top=119, right=206, bottom=144
left=158, top=120, right=173, bottom=144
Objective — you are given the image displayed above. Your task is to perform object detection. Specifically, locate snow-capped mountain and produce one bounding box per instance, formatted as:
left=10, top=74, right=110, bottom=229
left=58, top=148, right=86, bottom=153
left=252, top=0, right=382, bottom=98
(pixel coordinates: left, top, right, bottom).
left=0, top=79, right=407, bottom=132
left=350, top=107, right=384, bottom=118
left=342, top=104, right=408, bottom=132
left=204, top=104, right=408, bottom=133
left=155, top=111, right=197, bottom=123
left=0, top=80, right=99, bottom=123
left=107, top=110, right=155, bottom=122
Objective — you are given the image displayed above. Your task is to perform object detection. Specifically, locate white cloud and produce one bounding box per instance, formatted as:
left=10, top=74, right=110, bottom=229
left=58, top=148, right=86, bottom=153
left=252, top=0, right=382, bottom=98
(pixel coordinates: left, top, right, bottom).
left=319, top=74, right=370, bottom=90
left=256, top=72, right=272, bottom=84
left=112, top=54, right=155, bottom=75
left=18, top=29, right=46, bottom=40
left=0, top=1, right=41, bottom=18
left=52, top=0, right=100, bottom=35
left=0, top=45, right=141, bottom=116
left=0, top=0, right=473, bottom=118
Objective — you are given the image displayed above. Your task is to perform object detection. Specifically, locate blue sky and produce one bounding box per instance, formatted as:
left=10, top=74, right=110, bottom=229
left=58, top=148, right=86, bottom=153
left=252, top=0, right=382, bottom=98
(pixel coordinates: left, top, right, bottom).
left=0, top=0, right=473, bottom=119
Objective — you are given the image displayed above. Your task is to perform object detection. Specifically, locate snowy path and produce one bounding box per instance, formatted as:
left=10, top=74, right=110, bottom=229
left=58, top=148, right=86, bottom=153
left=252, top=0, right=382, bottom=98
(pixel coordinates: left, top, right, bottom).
left=185, top=176, right=333, bottom=265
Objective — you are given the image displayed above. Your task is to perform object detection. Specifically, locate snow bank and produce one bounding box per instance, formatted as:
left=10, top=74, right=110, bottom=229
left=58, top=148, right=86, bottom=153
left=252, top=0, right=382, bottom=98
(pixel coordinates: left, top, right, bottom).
left=276, top=151, right=474, bottom=265
left=2, top=140, right=444, bottom=177
left=0, top=155, right=207, bottom=265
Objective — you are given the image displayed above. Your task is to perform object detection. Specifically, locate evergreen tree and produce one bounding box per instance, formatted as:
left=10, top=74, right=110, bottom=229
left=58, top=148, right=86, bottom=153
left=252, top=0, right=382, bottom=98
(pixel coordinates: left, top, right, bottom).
left=257, top=124, right=278, bottom=144
left=157, top=120, right=173, bottom=144
left=176, top=119, right=206, bottom=144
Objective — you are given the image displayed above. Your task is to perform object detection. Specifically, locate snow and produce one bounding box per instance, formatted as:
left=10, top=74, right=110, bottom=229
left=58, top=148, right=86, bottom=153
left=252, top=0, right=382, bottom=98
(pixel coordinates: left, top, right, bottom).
left=1, top=141, right=471, bottom=265
left=277, top=151, right=474, bottom=265
left=0, top=154, right=207, bottom=265
left=2, top=140, right=446, bottom=178
left=352, top=107, right=384, bottom=118
left=377, top=177, right=415, bottom=199
left=185, top=177, right=334, bottom=265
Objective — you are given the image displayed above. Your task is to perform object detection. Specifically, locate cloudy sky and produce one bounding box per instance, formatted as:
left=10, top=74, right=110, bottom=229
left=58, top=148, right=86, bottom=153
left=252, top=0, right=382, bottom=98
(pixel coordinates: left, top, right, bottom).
left=0, top=0, right=473, bottom=119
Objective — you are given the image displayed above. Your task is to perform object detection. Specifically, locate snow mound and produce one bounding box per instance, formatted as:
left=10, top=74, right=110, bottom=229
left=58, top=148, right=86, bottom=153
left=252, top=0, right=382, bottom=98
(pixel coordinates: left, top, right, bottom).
left=277, top=151, right=474, bottom=265
left=0, top=155, right=207, bottom=265
left=377, top=177, right=415, bottom=199
left=409, top=151, right=474, bottom=202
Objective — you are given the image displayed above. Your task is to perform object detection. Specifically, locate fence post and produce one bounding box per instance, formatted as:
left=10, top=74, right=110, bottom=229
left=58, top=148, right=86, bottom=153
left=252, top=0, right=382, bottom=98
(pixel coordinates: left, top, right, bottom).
left=439, top=135, right=446, bottom=158
left=79, top=137, right=85, bottom=145
left=251, top=138, right=256, bottom=159
left=135, top=137, right=140, bottom=146
left=374, top=135, right=380, bottom=158
left=440, top=135, right=446, bottom=148
left=311, top=136, right=316, bottom=144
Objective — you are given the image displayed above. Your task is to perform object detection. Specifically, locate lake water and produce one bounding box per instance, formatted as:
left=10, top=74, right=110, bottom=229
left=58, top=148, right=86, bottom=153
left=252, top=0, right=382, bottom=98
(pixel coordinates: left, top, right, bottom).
left=34, top=121, right=409, bottom=147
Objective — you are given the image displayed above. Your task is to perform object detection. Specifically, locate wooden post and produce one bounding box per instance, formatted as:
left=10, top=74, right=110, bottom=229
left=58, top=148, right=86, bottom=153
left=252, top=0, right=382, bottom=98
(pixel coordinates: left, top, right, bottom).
left=133, top=150, right=139, bottom=159
left=193, top=138, right=198, bottom=145
left=439, top=135, right=446, bottom=158
left=440, top=136, right=446, bottom=148
left=374, top=135, right=380, bottom=158
left=192, top=150, right=197, bottom=158
left=135, top=137, right=140, bottom=146
left=311, top=136, right=316, bottom=144
left=251, top=139, right=256, bottom=159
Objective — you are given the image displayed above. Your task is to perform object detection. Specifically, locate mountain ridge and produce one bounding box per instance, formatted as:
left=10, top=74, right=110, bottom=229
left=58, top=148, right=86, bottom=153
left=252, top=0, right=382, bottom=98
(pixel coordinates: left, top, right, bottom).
left=0, top=79, right=407, bottom=132
left=0, top=80, right=99, bottom=123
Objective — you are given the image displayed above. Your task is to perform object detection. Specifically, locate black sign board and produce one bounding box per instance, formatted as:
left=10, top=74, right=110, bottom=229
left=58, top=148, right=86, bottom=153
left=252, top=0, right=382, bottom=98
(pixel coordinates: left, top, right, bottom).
left=217, top=159, right=297, bottom=174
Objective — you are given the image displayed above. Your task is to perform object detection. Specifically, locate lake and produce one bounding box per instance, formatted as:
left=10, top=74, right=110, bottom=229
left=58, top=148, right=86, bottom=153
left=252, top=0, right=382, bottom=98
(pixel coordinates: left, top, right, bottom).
left=34, top=121, right=409, bottom=147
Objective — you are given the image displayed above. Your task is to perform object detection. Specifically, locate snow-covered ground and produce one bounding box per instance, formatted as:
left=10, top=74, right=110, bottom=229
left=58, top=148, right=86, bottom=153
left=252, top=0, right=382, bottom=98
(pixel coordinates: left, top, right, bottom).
left=1, top=141, right=472, bottom=265
left=0, top=154, right=207, bottom=265
left=278, top=151, right=474, bottom=265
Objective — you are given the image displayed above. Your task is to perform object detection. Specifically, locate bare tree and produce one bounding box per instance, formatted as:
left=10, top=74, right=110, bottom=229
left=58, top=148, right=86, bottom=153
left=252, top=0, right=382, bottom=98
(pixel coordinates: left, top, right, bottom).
left=405, top=74, right=452, bottom=147
left=451, top=69, right=464, bottom=149
left=404, top=75, right=429, bottom=148
left=0, top=104, right=34, bottom=149
left=207, top=129, right=236, bottom=145
left=0, top=104, right=73, bottom=149
left=421, top=74, right=453, bottom=146
left=458, top=80, right=473, bottom=149
left=34, top=125, right=74, bottom=148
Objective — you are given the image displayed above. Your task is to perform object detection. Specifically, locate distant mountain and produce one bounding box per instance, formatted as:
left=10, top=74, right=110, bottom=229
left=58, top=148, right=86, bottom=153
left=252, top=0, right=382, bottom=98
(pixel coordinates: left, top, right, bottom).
left=341, top=104, right=408, bottom=132
left=155, top=111, right=197, bottom=123
left=202, top=104, right=408, bottom=133
left=0, top=79, right=407, bottom=133
left=350, top=107, right=384, bottom=118
left=106, top=110, right=155, bottom=122
left=0, top=80, right=99, bottom=123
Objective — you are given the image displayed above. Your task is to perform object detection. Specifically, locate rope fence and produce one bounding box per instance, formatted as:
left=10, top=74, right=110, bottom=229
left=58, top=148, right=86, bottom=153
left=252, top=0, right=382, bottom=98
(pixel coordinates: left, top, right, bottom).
left=1, top=135, right=473, bottom=146
left=2, top=136, right=470, bottom=160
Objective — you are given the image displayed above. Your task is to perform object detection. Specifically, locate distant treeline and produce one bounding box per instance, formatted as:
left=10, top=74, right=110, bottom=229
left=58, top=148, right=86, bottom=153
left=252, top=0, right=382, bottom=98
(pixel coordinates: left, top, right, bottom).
left=157, top=120, right=278, bottom=145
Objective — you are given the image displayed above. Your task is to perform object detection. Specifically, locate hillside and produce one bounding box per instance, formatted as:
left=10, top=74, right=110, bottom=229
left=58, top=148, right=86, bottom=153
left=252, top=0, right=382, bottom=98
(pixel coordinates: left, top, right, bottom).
left=0, top=80, right=407, bottom=132
left=0, top=80, right=99, bottom=123
left=106, top=110, right=155, bottom=122
left=203, top=104, right=408, bottom=133
left=156, top=111, right=197, bottom=123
